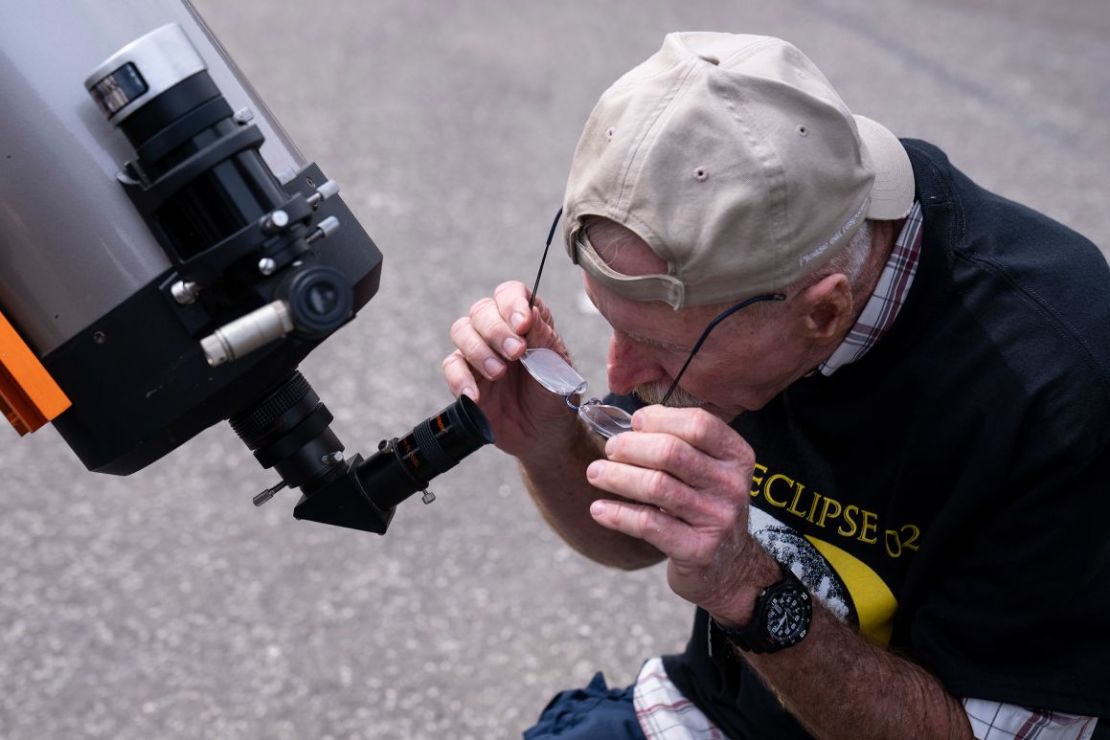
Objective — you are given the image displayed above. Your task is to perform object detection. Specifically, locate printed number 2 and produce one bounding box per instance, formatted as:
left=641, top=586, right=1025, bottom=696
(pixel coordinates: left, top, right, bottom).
left=884, top=525, right=922, bottom=558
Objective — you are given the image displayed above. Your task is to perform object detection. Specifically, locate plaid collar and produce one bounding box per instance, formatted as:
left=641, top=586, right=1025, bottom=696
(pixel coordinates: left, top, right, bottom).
left=818, top=202, right=924, bottom=376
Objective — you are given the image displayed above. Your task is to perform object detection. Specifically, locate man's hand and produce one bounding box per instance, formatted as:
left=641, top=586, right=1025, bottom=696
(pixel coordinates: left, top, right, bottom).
left=442, top=280, right=581, bottom=462
left=586, top=405, right=772, bottom=622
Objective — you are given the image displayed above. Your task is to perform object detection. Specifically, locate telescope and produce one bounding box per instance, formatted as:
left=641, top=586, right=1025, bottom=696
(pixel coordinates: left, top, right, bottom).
left=0, top=1, right=491, bottom=533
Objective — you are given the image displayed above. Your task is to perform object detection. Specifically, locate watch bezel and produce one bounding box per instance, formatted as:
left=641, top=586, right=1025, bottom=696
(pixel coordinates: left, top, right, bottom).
left=713, top=563, right=812, bottom=654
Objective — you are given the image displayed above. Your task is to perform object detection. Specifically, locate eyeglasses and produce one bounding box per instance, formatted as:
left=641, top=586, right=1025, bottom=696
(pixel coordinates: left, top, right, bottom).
left=521, top=208, right=784, bottom=435
left=520, top=347, right=634, bottom=438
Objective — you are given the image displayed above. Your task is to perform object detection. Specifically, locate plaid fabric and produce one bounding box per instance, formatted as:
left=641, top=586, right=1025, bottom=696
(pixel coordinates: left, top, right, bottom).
left=963, top=699, right=1098, bottom=739
left=632, top=677, right=1102, bottom=740
left=818, top=202, right=924, bottom=376
left=633, top=658, right=726, bottom=740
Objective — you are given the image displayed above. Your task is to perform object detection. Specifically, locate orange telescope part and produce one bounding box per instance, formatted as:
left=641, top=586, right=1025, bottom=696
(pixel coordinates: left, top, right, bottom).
left=0, top=309, right=71, bottom=435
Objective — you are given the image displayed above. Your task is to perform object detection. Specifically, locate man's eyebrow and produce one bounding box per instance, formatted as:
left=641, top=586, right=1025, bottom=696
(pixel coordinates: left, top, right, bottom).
left=620, top=329, right=687, bottom=352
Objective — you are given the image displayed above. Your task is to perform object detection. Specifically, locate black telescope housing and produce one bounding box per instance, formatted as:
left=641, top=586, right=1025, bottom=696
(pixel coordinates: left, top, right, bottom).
left=49, top=23, right=492, bottom=534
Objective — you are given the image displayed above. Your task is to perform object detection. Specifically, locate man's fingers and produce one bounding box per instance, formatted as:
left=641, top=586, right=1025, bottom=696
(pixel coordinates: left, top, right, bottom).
left=491, top=282, right=561, bottom=349
left=493, top=281, right=535, bottom=335
left=587, top=458, right=732, bottom=527
left=449, top=315, right=507, bottom=380
left=604, top=432, right=719, bottom=490
left=632, top=406, right=753, bottom=463
left=467, top=296, right=526, bottom=364
left=589, top=499, right=699, bottom=561
left=442, top=350, right=480, bottom=400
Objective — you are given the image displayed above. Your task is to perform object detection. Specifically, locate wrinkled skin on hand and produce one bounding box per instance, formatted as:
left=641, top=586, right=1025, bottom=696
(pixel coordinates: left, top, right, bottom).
left=442, top=281, right=580, bottom=461
left=586, top=405, right=766, bottom=619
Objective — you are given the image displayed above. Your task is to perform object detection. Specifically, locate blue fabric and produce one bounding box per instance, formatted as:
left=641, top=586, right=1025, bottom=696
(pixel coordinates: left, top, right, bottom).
left=523, top=672, right=646, bottom=739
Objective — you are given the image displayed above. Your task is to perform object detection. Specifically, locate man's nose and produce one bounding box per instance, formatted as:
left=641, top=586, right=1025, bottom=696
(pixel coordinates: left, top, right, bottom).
left=606, top=333, right=664, bottom=395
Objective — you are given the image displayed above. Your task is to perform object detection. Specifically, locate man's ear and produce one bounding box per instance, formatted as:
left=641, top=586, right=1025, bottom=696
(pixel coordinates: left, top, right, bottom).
left=798, top=274, right=853, bottom=342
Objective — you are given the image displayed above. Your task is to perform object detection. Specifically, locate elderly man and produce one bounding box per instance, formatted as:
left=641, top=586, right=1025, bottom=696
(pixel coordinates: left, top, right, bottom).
left=443, top=33, right=1110, bottom=739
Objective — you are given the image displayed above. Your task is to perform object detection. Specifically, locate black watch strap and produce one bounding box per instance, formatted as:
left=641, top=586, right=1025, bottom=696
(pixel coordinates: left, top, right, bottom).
left=711, top=563, right=812, bottom=654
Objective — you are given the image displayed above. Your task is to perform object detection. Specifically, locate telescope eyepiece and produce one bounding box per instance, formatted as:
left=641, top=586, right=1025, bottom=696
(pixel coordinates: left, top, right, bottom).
left=355, top=396, right=493, bottom=511
left=231, top=372, right=493, bottom=534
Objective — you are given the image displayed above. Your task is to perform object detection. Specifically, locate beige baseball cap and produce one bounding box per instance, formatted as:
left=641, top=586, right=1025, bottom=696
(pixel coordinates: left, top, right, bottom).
left=563, top=32, right=914, bottom=309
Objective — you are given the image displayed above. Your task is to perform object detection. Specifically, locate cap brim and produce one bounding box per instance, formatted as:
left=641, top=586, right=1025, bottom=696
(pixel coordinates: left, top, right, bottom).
left=855, top=115, right=914, bottom=220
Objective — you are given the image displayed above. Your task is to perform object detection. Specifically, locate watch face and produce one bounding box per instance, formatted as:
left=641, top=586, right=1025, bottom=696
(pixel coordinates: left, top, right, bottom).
left=764, top=587, right=811, bottom=647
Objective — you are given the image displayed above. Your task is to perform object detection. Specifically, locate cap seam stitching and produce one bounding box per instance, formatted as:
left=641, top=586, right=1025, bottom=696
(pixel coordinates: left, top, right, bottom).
left=615, top=60, right=702, bottom=221
left=720, top=92, right=790, bottom=291
left=715, top=36, right=780, bottom=69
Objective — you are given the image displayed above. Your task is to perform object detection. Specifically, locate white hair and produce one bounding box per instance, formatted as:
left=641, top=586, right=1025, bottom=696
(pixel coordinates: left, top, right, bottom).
left=790, top=220, right=873, bottom=294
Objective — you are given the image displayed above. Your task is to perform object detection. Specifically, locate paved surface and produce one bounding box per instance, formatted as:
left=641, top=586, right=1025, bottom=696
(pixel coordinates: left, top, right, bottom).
left=2, top=1, right=1108, bottom=738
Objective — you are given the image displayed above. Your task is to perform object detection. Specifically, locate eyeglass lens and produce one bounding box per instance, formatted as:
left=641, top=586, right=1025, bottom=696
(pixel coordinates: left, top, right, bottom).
left=519, top=348, right=632, bottom=439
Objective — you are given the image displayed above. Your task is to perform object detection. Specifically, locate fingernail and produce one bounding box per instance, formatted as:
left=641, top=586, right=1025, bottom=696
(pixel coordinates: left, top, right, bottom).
left=483, top=357, right=504, bottom=377
left=461, top=386, right=478, bottom=400
left=631, top=411, right=643, bottom=431
left=590, top=500, right=609, bottom=517
left=511, top=312, right=526, bottom=331
left=586, top=461, right=603, bottom=480
left=502, top=337, right=523, bottom=357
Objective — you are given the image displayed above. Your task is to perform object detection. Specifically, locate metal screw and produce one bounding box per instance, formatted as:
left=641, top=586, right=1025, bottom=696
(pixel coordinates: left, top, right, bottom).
left=258, top=257, right=277, bottom=275
left=321, top=451, right=344, bottom=466
left=262, top=209, right=290, bottom=234
left=318, top=216, right=339, bottom=237
left=92, top=331, right=107, bottom=345
left=306, top=180, right=340, bottom=208
left=253, top=480, right=287, bottom=507
left=234, top=107, right=254, bottom=124
left=306, top=216, right=340, bottom=244
left=171, top=280, right=200, bottom=305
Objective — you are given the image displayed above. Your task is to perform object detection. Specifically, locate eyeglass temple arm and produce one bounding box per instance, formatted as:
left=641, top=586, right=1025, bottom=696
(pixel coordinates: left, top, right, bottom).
left=660, top=293, right=786, bottom=406
left=528, top=207, right=563, bottom=311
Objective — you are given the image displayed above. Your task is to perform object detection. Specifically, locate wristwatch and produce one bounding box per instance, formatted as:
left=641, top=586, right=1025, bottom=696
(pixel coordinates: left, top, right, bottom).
left=712, top=563, right=812, bottom=654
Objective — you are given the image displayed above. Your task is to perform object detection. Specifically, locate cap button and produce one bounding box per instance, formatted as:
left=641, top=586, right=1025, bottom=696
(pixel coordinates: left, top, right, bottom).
left=697, top=53, right=720, bottom=65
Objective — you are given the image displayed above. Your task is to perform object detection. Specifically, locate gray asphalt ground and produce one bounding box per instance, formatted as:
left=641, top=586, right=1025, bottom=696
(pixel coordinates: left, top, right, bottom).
left=3, top=1, right=1110, bottom=738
